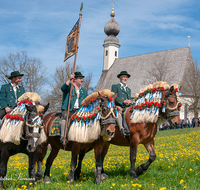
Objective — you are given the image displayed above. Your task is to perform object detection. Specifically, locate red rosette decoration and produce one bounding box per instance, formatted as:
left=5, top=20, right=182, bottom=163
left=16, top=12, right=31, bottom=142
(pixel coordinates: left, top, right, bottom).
left=97, top=107, right=101, bottom=111
left=10, top=115, right=14, bottom=120
left=39, top=113, right=43, bottom=117
left=108, top=96, right=113, bottom=101
left=74, top=115, right=78, bottom=119
left=160, top=87, right=165, bottom=91
left=19, top=117, right=24, bottom=121
left=178, top=102, right=182, bottom=107
left=28, top=100, right=32, bottom=105
left=71, top=116, right=74, bottom=120
left=5, top=114, right=10, bottom=119
left=18, top=102, right=22, bottom=106
left=175, top=88, right=178, bottom=92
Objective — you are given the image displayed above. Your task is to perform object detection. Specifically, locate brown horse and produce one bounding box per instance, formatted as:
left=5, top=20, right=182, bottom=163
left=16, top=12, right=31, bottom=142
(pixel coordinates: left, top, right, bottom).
left=74, top=84, right=181, bottom=180
left=36, top=90, right=117, bottom=184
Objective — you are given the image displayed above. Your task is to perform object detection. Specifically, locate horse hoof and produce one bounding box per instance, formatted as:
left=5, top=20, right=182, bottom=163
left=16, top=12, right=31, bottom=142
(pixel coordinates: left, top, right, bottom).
left=129, top=171, right=139, bottom=179
left=70, top=180, right=75, bottom=184
left=95, top=179, right=103, bottom=184
left=44, top=176, right=51, bottom=184
left=35, top=174, right=42, bottom=181
left=101, top=173, right=109, bottom=180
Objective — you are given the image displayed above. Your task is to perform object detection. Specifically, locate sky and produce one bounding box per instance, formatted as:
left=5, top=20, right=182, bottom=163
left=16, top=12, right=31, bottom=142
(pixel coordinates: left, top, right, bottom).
left=0, top=0, right=200, bottom=88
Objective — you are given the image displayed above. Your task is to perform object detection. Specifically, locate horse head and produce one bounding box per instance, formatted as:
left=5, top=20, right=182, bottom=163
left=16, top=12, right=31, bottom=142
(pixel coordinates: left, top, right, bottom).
left=161, top=85, right=181, bottom=127
left=98, top=92, right=118, bottom=140
left=25, top=103, right=49, bottom=152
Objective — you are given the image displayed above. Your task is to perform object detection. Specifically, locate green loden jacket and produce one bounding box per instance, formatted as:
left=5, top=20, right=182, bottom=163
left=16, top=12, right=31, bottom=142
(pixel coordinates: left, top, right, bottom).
left=61, top=83, right=87, bottom=111
left=111, top=83, right=131, bottom=108
left=0, top=83, right=25, bottom=109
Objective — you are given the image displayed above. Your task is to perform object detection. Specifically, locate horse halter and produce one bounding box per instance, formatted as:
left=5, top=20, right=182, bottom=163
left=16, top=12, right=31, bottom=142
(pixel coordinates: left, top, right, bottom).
left=160, top=89, right=180, bottom=119
left=100, top=100, right=116, bottom=125
left=24, top=113, right=43, bottom=139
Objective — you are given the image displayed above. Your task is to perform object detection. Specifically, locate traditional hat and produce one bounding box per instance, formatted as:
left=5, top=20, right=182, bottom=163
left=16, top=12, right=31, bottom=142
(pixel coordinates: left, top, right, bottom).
left=8, top=71, right=24, bottom=79
left=117, top=71, right=131, bottom=78
left=75, top=71, right=85, bottom=78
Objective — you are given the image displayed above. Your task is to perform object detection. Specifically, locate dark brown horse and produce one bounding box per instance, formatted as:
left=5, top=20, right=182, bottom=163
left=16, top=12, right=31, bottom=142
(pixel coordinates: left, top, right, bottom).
left=74, top=84, right=181, bottom=180
left=36, top=90, right=117, bottom=184
left=0, top=103, right=49, bottom=188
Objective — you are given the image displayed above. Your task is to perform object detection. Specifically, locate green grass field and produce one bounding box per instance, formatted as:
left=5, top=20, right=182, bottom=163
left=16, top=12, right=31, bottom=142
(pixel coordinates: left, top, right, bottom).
left=2, top=127, right=200, bottom=190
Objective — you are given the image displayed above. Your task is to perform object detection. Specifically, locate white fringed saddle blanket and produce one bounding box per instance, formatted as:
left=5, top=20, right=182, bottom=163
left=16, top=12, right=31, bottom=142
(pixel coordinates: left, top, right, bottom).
left=130, top=81, right=180, bottom=124
left=0, top=92, right=47, bottom=145
left=68, top=89, right=114, bottom=143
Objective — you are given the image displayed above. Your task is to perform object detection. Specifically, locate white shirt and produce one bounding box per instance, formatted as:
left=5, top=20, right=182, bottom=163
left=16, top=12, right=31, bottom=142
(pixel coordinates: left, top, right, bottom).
left=120, top=82, right=127, bottom=91
left=74, top=88, right=80, bottom=109
left=11, top=83, right=19, bottom=103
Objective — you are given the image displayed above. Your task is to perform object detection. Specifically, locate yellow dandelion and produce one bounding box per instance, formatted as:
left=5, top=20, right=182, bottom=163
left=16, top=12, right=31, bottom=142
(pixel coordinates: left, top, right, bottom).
left=183, top=186, right=187, bottom=189
left=160, top=187, right=166, bottom=190
left=112, top=183, right=115, bottom=186
left=180, top=179, right=184, bottom=184
left=189, top=168, right=192, bottom=171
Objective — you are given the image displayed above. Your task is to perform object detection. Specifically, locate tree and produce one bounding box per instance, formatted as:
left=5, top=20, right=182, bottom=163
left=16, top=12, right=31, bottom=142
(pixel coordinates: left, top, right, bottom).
left=143, top=54, right=177, bottom=85
left=43, top=62, right=95, bottom=112
left=0, top=51, right=48, bottom=95
left=180, top=59, right=200, bottom=118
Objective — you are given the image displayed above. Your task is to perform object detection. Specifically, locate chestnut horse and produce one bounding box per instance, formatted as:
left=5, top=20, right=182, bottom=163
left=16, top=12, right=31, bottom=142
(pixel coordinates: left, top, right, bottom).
left=74, top=84, right=181, bottom=180
left=36, top=91, right=117, bottom=184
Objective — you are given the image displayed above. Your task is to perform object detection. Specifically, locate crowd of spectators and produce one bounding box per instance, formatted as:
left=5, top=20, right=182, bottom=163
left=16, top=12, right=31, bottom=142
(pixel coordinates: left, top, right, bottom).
left=159, top=117, right=200, bottom=131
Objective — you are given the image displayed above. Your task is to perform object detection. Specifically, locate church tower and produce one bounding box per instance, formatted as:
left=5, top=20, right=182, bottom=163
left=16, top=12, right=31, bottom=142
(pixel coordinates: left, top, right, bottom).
left=103, top=1, right=120, bottom=71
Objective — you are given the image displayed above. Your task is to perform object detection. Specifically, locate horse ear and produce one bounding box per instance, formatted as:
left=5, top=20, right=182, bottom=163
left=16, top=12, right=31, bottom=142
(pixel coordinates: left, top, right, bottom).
left=98, top=92, right=107, bottom=101
left=179, top=86, right=182, bottom=91
left=25, top=104, right=33, bottom=112
left=113, top=92, right=118, bottom=101
left=169, top=85, right=174, bottom=93
left=43, top=103, right=49, bottom=114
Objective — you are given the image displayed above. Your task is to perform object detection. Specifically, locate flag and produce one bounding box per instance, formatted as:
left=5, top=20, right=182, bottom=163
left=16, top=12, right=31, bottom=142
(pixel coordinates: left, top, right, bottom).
left=64, top=18, right=80, bottom=62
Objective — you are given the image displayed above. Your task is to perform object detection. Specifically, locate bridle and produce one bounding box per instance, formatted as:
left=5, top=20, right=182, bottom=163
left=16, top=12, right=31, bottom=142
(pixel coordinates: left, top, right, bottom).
left=21, top=112, right=43, bottom=140
left=100, top=100, right=116, bottom=125
left=160, top=89, right=180, bottom=120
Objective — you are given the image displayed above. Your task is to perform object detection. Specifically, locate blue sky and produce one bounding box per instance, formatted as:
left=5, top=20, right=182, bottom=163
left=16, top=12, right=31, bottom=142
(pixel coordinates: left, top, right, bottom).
left=1, top=0, right=200, bottom=88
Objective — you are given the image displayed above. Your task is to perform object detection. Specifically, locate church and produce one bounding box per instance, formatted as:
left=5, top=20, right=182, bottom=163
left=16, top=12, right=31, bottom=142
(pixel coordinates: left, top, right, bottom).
left=95, top=4, right=195, bottom=121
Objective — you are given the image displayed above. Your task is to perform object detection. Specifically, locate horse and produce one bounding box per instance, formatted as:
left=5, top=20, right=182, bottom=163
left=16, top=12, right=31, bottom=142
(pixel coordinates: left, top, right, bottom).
left=36, top=89, right=117, bottom=184
left=0, top=103, right=49, bottom=188
left=73, top=83, right=181, bottom=180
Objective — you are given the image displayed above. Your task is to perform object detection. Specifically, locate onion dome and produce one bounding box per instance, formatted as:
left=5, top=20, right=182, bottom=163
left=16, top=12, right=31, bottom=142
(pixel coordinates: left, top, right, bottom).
left=104, top=10, right=120, bottom=37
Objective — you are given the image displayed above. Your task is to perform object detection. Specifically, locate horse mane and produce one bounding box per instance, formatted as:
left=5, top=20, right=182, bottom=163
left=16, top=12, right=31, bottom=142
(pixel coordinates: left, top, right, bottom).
left=131, top=81, right=180, bottom=124
left=81, top=89, right=114, bottom=105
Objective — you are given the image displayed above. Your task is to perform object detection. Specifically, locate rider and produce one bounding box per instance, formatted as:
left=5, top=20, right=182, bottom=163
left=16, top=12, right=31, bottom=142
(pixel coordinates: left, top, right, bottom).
left=111, top=71, right=132, bottom=136
left=0, top=71, right=25, bottom=120
left=60, top=71, right=87, bottom=143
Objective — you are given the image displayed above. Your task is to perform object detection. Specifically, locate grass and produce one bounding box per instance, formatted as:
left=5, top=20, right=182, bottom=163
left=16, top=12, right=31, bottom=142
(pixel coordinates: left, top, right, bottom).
left=2, top=127, right=200, bottom=190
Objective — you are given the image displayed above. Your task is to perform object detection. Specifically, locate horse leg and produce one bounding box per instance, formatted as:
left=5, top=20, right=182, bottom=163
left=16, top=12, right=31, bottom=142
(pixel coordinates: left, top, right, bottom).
left=43, top=145, right=60, bottom=183
left=28, top=146, right=39, bottom=188
left=136, top=140, right=156, bottom=176
left=0, top=147, right=10, bottom=188
left=74, top=147, right=92, bottom=180
left=94, top=139, right=104, bottom=184
left=101, top=143, right=110, bottom=180
left=68, top=143, right=80, bottom=184
left=129, top=134, right=139, bottom=179
left=35, top=140, right=49, bottom=181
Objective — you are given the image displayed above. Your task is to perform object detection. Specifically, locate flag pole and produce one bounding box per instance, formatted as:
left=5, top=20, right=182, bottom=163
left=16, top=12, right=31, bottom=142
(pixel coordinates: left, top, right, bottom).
left=63, top=3, right=83, bottom=146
